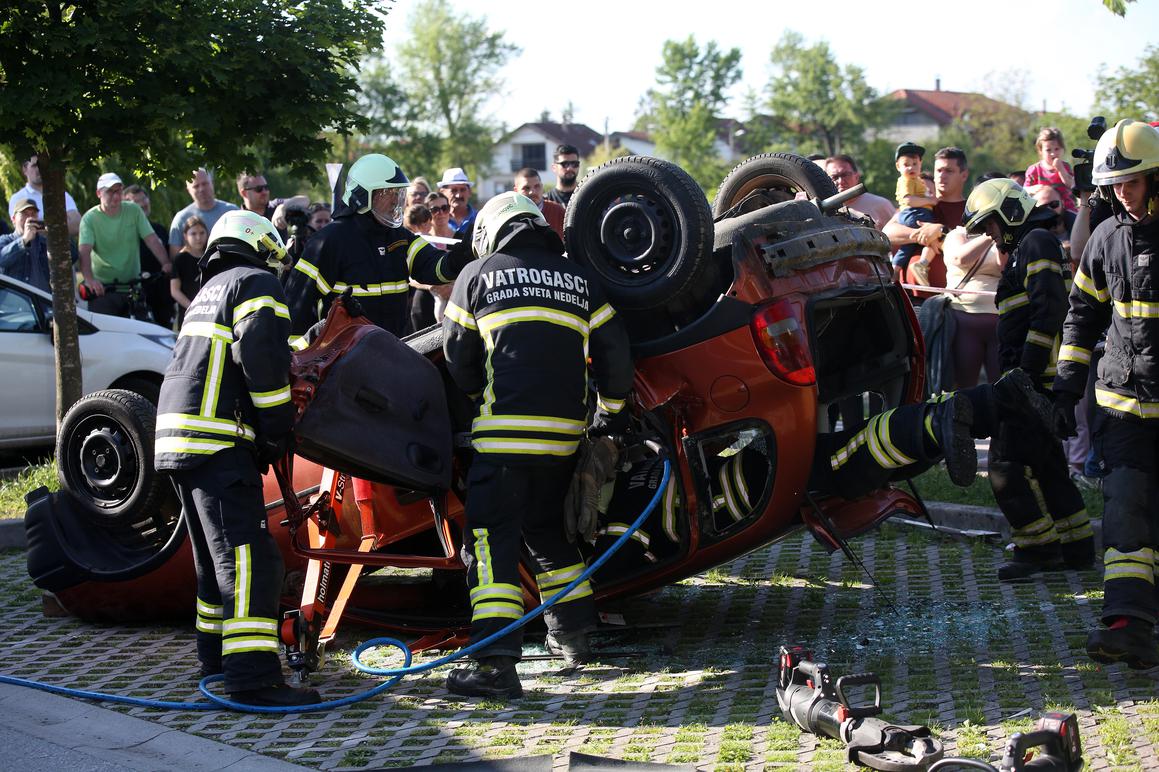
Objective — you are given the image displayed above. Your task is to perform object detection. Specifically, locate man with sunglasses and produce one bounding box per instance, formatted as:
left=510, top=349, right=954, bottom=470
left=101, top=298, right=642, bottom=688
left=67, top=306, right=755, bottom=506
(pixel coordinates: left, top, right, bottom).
left=546, top=144, right=581, bottom=209
left=824, top=155, right=895, bottom=229
left=237, top=172, right=310, bottom=241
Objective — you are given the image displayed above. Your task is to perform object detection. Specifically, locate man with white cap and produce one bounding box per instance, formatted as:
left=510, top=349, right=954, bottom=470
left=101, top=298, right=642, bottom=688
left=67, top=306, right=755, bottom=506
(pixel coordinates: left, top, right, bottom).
left=0, top=197, right=52, bottom=291
left=78, top=172, right=172, bottom=317
left=437, top=167, right=477, bottom=232
left=8, top=155, right=81, bottom=237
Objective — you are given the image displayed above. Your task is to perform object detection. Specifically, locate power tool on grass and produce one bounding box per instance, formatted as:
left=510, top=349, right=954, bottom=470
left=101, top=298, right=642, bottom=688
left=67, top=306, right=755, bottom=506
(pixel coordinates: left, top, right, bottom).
left=777, top=645, right=1083, bottom=772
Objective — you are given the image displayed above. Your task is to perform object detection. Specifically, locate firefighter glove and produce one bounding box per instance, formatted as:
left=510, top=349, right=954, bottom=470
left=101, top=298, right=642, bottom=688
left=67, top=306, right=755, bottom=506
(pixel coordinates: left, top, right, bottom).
left=565, top=436, right=620, bottom=544
left=257, top=432, right=294, bottom=471
left=1052, top=393, right=1078, bottom=440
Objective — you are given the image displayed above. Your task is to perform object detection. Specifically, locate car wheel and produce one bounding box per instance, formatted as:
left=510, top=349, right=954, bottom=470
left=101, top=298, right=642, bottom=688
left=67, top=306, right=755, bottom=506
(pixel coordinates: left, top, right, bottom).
left=712, top=153, right=839, bottom=217
left=565, top=156, right=714, bottom=311
left=56, top=389, right=167, bottom=528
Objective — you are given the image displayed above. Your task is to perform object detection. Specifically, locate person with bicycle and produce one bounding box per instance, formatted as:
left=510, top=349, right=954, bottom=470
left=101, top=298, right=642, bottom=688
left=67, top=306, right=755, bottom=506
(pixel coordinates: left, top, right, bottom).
left=78, top=172, right=172, bottom=318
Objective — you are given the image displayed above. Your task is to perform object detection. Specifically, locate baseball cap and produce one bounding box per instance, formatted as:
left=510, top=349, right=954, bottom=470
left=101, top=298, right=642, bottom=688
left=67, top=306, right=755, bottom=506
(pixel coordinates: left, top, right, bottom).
left=895, top=141, right=926, bottom=161
left=10, top=197, right=38, bottom=214
left=96, top=172, right=124, bottom=192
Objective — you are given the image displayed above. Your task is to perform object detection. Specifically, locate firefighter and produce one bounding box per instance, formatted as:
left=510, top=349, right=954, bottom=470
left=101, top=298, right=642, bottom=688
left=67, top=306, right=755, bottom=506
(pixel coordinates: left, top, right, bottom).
left=154, top=211, right=319, bottom=706
left=961, top=178, right=1094, bottom=580
left=441, top=192, right=634, bottom=699
left=1054, top=119, right=1159, bottom=669
left=285, top=153, right=470, bottom=335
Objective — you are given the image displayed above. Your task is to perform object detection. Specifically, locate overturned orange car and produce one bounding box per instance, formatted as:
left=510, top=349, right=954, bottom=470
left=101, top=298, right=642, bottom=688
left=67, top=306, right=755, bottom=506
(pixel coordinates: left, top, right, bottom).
left=25, top=153, right=927, bottom=676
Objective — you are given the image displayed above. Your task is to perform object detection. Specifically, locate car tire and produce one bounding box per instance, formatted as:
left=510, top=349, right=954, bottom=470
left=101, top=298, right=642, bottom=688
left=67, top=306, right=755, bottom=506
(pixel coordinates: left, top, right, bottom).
left=56, top=389, right=167, bottom=529
left=712, top=153, right=839, bottom=217
left=114, top=375, right=161, bottom=407
left=565, top=156, right=714, bottom=311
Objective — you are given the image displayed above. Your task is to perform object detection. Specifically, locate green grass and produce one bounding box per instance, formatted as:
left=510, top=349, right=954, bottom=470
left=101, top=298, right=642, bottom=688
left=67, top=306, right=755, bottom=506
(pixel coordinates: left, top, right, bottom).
left=0, top=462, right=56, bottom=519
left=907, top=466, right=1103, bottom=518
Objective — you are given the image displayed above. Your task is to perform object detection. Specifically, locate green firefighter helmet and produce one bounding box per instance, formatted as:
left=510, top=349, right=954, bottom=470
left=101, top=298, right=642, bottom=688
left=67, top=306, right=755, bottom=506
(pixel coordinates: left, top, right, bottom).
left=1092, top=118, right=1159, bottom=186
left=471, top=192, right=548, bottom=258
left=343, top=153, right=409, bottom=221
left=205, top=210, right=287, bottom=269
left=962, top=178, right=1036, bottom=248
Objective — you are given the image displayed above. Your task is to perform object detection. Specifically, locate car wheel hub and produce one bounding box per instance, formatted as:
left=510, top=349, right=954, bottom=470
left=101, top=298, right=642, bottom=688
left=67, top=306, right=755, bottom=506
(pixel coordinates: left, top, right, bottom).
left=599, top=195, right=674, bottom=274
left=78, top=424, right=136, bottom=503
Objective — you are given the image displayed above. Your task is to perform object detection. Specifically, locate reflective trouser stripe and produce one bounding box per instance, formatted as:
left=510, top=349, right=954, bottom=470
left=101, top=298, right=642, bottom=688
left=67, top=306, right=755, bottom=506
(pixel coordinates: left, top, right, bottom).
left=1105, top=548, right=1155, bottom=583
left=234, top=544, right=252, bottom=618
left=661, top=478, right=679, bottom=543
left=469, top=530, right=523, bottom=622
left=717, top=459, right=749, bottom=522
left=537, top=562, right=593, bottom=604
left=196, top=597, right=223, bottom=634
left=832, top=408, right=913, bottom=471
left=1012, top=515, right=1060, bottom=548
left=222, top=636, right=280, bottom=655
left=1054, top=509, right=1094, bottom=543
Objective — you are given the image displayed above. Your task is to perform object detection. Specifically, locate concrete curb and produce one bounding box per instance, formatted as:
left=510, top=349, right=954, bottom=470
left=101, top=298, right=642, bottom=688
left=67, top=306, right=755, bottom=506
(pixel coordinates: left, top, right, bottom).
left=0, top=684, right=310, bottom=771
left=0, top=517, right=25, bottom=549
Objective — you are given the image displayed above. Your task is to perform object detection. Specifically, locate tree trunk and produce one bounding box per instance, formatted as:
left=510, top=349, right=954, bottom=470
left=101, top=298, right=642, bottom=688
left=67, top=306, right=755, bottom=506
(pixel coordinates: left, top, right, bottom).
left=37, top=150, right=84, bottom=428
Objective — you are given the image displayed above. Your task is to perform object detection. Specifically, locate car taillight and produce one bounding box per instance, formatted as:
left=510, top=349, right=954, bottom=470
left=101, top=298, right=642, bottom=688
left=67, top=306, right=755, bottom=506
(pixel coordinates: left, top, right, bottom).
left=750, top=300, right=815, bottom=386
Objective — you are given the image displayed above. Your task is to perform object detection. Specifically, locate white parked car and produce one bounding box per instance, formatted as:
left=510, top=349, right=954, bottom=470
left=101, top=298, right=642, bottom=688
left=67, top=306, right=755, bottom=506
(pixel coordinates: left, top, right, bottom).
left=0, top=273, right=175, bottom=448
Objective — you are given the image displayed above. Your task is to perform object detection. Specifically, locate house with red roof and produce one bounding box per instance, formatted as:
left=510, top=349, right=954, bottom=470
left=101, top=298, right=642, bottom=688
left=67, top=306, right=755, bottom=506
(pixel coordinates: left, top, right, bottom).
left=881, top=85, right=1028, bottom=144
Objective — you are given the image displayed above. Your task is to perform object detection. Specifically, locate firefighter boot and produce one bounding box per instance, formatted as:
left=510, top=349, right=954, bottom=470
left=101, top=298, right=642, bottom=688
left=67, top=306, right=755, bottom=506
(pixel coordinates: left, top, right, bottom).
left=998, top=544, right=1066, bottom=581
left=446, top=656, right=523, bottom=700
left=229, top=682, right=322, bottom=707
left=930, top=395, right=977, bottom=486
left=992, top=368, right=1055, bottom=434
left=546, top=630, right=592, bottom=667
left=1087, top=618, right=1159, bottom=670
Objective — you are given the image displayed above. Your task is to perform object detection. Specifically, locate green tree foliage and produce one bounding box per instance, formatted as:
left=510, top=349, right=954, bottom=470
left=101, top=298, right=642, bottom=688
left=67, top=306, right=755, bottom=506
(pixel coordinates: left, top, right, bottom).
left=637, top=36, right=742, bottom=190
left=1095, top=44, right=1159, bottom=122
left=390, top=0, right=520, bottom=182
left=1103, top=0, right=1137, bottom=15
left=0, top=0, right=390, bottom=420
left=765, top=31, right=896, bottom=158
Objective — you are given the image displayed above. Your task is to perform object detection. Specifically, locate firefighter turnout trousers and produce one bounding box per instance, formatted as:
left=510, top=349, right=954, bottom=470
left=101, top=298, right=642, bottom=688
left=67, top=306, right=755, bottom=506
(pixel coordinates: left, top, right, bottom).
left=988, top=419, right=1092, bottom=557
left=171, top=447, right=285, bottom=692
left=461, top=456, right=596, bottom=660
left=1096, top=414, right=1159, bottom=624
left=812, top=398, right=947, bottom=499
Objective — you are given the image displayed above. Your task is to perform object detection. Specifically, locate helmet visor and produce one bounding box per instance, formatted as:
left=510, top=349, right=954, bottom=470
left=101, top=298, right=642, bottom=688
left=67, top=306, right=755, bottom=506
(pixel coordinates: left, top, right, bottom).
left=372, top=186, right=406, bottom=228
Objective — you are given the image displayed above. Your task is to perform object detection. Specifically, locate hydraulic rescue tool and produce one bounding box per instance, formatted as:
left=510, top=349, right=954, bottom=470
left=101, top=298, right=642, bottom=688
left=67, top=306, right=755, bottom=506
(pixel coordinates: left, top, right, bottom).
left=778, top=646, right=1084, bottom=772
left=777, top=645, right=944, bottom=771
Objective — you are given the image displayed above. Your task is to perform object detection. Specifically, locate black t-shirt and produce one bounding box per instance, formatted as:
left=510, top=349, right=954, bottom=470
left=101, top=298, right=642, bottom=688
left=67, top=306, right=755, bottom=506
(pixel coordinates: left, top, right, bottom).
left=173, top=249, right=202, bottom=319
left=545, top=188, right=573, bottom=208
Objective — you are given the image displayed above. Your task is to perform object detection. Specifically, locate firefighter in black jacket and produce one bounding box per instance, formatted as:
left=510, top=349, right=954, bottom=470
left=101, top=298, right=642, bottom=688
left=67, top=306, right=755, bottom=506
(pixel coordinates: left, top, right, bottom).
left=442, top=193, right=634, bottom=699
left=285, top=153, right=469, bottom=335
left=959, top=179, right=1094, bottom=581
left=1054, top=119, right=1159, bottom=669
left=154, top=211, right=319, bottom=707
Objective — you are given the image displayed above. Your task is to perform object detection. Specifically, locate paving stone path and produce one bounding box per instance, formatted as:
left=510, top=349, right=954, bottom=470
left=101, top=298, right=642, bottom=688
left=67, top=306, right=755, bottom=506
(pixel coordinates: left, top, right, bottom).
left=1, top=522, right=1156, bottom=770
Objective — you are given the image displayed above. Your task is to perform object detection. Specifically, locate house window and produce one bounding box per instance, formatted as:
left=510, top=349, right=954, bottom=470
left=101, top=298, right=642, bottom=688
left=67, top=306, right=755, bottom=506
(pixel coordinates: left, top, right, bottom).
left=510, top=143, right=547, bottom=172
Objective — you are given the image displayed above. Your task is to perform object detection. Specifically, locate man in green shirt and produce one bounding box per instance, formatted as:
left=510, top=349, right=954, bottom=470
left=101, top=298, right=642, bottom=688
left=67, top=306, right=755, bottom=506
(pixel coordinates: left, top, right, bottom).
left=79, top=172, right=172, bottom=318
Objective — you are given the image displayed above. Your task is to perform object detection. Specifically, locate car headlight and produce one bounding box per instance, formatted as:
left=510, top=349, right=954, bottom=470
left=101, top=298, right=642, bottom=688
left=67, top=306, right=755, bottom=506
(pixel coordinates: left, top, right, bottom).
left=140, top=332, right=177, bottom=350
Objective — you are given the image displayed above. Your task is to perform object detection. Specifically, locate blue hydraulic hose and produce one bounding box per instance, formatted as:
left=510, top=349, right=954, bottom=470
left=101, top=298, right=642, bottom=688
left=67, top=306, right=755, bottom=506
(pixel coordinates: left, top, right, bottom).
left=2, top=458, right=672, bottom=714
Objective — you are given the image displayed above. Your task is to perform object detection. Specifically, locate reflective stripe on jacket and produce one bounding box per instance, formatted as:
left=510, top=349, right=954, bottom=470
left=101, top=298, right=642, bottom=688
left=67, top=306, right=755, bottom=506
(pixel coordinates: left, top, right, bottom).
left=1056, top=215, right=1159, bottom=419
left=995, top=229, right=1069, bottom=388
left=285, top=213, right=462, bottom=336
left=155, top=261, right=294, bottom=470
left=442, top=238, right=633, bottom=462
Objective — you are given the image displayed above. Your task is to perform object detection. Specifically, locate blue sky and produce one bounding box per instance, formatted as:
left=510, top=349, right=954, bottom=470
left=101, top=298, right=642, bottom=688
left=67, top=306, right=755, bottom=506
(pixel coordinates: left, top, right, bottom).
left=382, top=0, right=1158, bottom=133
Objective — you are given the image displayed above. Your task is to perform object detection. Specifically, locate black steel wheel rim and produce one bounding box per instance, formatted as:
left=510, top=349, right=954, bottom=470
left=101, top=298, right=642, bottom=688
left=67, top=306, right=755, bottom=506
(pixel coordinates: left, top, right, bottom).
left=69, top=414, right=139, bottom=509
left=595, top=191, right=678, bottom=277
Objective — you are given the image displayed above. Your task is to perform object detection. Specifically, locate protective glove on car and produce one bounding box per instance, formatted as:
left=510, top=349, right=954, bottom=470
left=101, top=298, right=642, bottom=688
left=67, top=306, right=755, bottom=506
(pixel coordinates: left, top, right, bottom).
left=565, top=436, right=620, bottom=545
